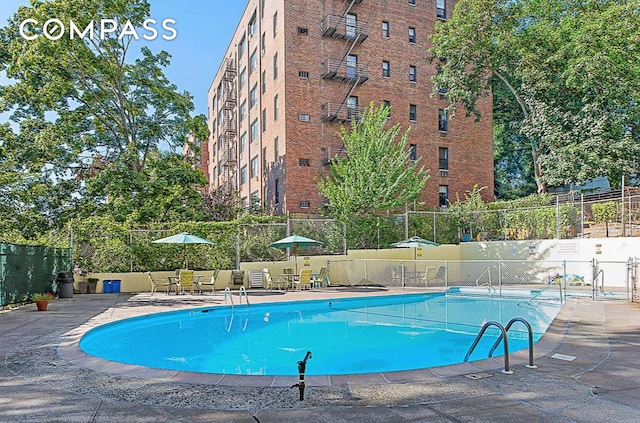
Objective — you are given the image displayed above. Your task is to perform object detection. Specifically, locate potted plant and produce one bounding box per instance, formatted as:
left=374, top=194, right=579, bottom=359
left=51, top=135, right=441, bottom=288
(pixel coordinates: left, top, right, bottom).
left=75, top=267, right=88, bottom=293
left=87, top=277, right=99, bottom=294
left=31, top=292, right=54, bottom=311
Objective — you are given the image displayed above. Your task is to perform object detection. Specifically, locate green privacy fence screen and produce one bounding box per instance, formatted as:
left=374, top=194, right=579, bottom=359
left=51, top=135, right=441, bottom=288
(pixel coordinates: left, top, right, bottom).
left=0, top=243, right=73, bottom=307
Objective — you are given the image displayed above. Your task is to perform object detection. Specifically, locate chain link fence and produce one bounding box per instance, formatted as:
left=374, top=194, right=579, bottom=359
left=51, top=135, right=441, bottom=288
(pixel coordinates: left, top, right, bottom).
left=326, top=258, right=632, bottom=301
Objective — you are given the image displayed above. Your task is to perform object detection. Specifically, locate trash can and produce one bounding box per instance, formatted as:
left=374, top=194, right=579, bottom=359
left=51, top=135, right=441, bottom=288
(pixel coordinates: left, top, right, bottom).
left=56, top=271, right=74, bottom=298
left=111, top=279, right=121, bottom=293
left=231, top=270, right=245, bottom=287
left=103, top=280, right=113, bottom=293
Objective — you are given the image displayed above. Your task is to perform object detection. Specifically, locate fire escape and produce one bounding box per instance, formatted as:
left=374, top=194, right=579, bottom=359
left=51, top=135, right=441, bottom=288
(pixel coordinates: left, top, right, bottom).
left=320, top=0, right=368, bottom=163
left=219, top=58, right=238, bottom=190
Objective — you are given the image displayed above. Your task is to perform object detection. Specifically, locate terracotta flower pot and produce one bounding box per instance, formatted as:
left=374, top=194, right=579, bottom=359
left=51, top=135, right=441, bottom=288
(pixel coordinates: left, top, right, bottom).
left=35, top=300, right=49, bottom=311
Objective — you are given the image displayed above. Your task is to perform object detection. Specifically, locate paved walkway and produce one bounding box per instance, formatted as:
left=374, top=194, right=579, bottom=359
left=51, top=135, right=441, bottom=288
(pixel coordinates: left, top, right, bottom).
left=1, top=290, right=640, bottom=422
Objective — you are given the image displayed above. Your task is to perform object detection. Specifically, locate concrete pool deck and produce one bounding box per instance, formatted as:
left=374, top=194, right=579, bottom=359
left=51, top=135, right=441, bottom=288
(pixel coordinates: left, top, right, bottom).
left=1, top=289, right=640, bottom=422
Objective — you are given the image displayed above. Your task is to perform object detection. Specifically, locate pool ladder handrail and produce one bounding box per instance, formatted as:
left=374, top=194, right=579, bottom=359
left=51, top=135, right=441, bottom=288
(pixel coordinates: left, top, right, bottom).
left=529, top=279, right=562, bottom=304
left=488, top=317, right=537, bottom=369
left=464, top=321, right=513, bottom=374
left=238, top=285, right=250, bottom=307
left=224, top=287, right=234, bottom=308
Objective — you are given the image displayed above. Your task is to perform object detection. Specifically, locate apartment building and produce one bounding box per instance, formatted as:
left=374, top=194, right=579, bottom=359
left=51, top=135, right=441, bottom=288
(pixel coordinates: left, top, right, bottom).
left=202, top=0, right=494, bottom=215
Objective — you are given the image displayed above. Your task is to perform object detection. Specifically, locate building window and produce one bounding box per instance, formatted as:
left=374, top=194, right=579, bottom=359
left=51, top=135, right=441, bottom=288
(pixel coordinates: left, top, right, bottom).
left=410, top=144, right=417, bottom=161
left=251, top=119, right=259, bottom=141
left=298, top=27, right=308, bottom=35
left=439, top=185, right=449, bottom=207
left=345, top=13, right=357, bottom=38
left=241, top=165, right=248, bottom=185
left=251, top=190, right=260, bottom=210
left=240, top=131, right=247, bottom=152
left=438, top=86, right=448, bottom=100
left=409, top=26, right=416, bottom=44
left=263, top=146, right=267, bottom=172
left=409, top=0, right=416, bottom=5
left=382, top=60, right=390, bottom=78
left=241, top=196, right=248, bottom=211
left=250, top=84, right=257, bottom=108
left=250, top=48, right=257, bottom=73
left=346, top=54, right=358, bottom=79
left=240, top=100, right=247, bottom=122
left=409, top=104, right=417, bottom=121
left=250, top=156, right=259, bottom=178
left=299, top=158, right=310, bottom=166
left=298, top=113, right=310, bottom=122
left=274, top=94, right=279, bottom=120
left=439, top=147, right=449, bottom=171
left=437, top=0, right=446, bottom=19
left=273, top=52, right=278, bottom=79
left=299, top=201, right=311, bottom=209
left=298, top=70, right=309, bottom=78
left=274, top=136, right=279, bottom=161
left=347, top=96, right=359, bottom=120
left=438, top=109, right=448, bottom=132
left=262, top=70, right=266, bottom=94
left=273, top=12, right=278, bottom=37
left=409, top=65, right=416, bottom=82
left=249, top=12, right=257, bottom=36
left=238, top=35, right=246, bottom=57
left=239, top=68, right=246, bottom=90
left=261, top=32, right=266, bottom=56
left=274, top=178, right=280, bottom=204
left=383, top=100, right=391, bottom=118
left=382, top=21, right=389, bottom=38
left=262, top=108, right=267, bottom=132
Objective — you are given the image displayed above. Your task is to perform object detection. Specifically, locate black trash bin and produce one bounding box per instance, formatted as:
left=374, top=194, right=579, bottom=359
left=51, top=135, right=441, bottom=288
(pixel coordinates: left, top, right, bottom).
left=56, top=271, right=74, bottom=298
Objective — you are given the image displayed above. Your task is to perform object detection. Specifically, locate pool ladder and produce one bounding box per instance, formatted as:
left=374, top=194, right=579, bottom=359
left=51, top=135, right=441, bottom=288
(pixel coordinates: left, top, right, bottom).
left=224, top=286, right=250, bottom=308
left=464, top=317, right=537, bottom=374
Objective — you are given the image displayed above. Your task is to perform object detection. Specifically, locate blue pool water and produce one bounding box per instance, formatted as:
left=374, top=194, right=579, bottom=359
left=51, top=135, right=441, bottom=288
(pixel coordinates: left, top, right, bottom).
left=79, top=293, right=561, bottom=376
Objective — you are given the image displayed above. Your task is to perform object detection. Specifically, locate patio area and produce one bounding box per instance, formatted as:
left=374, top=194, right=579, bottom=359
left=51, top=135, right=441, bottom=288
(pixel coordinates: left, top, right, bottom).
left=1, top=290, right=640, bottom=422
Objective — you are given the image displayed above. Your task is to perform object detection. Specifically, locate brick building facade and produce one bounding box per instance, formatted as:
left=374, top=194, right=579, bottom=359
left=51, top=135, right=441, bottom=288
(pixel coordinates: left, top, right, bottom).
left=201, top=0, right=494, bottom=216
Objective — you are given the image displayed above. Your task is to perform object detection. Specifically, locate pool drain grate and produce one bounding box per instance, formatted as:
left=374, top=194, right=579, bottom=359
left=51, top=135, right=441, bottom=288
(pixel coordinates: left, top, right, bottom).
left=464, top=372, right=493, bottom=380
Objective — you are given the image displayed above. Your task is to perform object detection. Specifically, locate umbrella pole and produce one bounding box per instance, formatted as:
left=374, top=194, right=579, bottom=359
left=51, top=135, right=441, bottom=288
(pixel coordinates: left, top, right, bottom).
left=184, top=244, right=188, bottom=269
left=294, top=244, right=298, bottom=274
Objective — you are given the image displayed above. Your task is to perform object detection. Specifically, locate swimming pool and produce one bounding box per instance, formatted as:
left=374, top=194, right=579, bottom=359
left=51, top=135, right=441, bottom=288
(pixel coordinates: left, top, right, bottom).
left=79, top=293, right=561, bottom=376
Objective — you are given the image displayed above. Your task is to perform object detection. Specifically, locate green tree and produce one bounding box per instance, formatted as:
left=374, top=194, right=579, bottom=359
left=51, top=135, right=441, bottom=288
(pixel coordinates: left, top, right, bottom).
left=318, top=102, right=429, bottom=221
left=317, top=102, right=428, bottom=249
left=430, top=0, right=640, bottom=193
left=0, top=0, right=209, bottom=232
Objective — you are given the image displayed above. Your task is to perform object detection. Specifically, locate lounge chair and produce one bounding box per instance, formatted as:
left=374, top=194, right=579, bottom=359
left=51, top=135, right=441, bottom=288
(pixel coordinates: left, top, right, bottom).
left=248, top=270, right=264, bottom=288
left=177, top=269, right=195, bottom=295
left=315, top=267, right=331, bottom=289
left=263, top=268, right=287, bottom=291
left=420, top=267, right=437, bottom=287
left=198, top=269, right=219, bottom=293
left=293, top=269, right=313, bottom=290
left=435, top=266, right=446, bottom=284
left=147, top=272, right=171, bottom=295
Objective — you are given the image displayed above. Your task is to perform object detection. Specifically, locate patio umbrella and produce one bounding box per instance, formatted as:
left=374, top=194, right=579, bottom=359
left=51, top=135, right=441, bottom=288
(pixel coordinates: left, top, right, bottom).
left=269, top=234, right=323, bottom=273
left=152, top=232, right=215, bottom=269
left=391, top=236, right=440, bottom=284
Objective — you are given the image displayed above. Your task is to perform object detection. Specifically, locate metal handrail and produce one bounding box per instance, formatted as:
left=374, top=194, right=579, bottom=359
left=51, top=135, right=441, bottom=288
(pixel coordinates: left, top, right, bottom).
left=224, top=287, right=234, bottom=308
left=464, top=321, right=513, bottom=374
left=238, top=285, right=250, bottom=307
left=529, top=279, right=562, bottom=304
left=475, top=267, right=492, bottom=286
left=488, top=317, right=537, bottom=369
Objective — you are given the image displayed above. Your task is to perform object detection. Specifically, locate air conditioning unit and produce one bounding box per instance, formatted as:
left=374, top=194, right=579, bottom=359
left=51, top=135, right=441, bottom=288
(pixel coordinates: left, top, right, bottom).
left=439, top=169, right=449, bottom=177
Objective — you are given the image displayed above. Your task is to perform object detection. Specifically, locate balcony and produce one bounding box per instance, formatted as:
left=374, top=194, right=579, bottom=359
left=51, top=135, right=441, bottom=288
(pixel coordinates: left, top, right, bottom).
left=321, top=15, right=368, bottom=43
left=321, top=59, right=368, bottom=83
left=321, top=102, right=364, bottom=123
left=321, top=145, right=348, bottom=165
left=220, top=148, right=237, bottom=167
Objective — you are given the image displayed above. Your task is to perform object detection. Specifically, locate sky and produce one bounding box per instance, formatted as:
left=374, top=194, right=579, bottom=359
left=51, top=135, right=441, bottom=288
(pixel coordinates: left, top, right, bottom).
left=0, top=0, right=247, bottom=119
